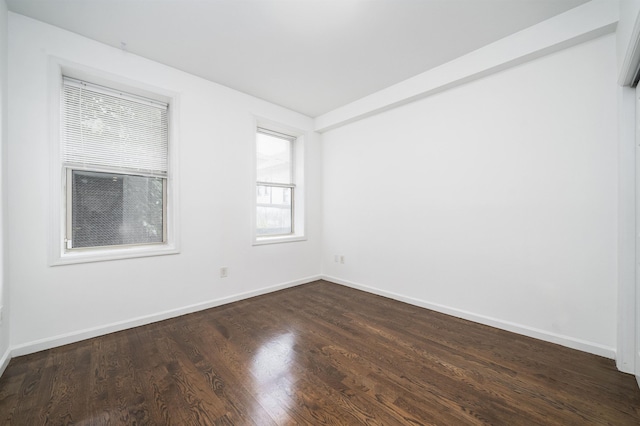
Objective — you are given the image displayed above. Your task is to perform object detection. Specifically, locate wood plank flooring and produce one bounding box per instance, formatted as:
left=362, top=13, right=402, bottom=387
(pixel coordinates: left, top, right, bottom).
left=0, top=280, right=639, bottom=425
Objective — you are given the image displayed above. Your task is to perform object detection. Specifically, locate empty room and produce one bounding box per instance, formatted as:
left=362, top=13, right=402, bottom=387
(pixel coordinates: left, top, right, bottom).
left=1, top=0, right=640, bottom=424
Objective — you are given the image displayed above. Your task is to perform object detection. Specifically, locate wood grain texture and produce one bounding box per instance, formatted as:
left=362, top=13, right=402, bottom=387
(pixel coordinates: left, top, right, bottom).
left=0, top=280, right=638, bottom=425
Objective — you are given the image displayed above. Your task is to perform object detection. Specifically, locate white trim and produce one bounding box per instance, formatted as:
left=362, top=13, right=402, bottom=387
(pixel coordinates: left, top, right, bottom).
left=0, top=348, right=10, bottom=377
left=636, top=84, right=640, bottom=384
left=619, top=4, right=640, bottom=86
left=253, top=235, right=307, bottom=246
left=51, top=244, right=180, bottom=266
left=47, top=56, right=181, bottom=266
left=315, top=0, right=618, bottom=132
left=322, top=275, right=616, bottom=360
left=617, top=85, right=636, bottom=375
left=11, top=275, right=322, bottom=357
left=3, top=274, right=618, bottom=369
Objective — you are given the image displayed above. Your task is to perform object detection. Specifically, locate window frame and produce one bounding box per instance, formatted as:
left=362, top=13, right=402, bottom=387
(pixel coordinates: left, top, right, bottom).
left=252, top=118, right=306, bottom=245
left=49, top=58, right=180, bottom=265
left=256, top=127, right=296, bottom=237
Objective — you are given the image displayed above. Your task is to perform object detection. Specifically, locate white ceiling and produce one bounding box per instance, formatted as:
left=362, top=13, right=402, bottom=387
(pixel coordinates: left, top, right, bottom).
left=7, top=0, right=588, bottom=117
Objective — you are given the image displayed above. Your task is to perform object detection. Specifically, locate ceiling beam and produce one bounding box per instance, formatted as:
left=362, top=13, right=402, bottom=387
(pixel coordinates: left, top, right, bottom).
left=314, top=0, right=618, bottom=133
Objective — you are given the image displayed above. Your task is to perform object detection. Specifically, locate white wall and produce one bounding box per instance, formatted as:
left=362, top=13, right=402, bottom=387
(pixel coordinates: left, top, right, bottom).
left=322, top=34, right=619, bottom=357
left=0, top=0, right=9, bottom=372
left=7, top=13, right=322, bottom=352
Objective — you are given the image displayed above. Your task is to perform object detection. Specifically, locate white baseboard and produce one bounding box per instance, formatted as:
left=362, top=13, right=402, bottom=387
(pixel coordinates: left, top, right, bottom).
left=11, top=275, right=322, bottom=357
left=322, top=275, right=616, bottom=360
left=6, top=274, right=617, bottom=368
left=0, top=347, right=11, bottom=377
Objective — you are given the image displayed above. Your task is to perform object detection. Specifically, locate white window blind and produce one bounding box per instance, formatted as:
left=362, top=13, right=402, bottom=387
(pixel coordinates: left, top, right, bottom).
left=61, top=77, right=169, bottom=177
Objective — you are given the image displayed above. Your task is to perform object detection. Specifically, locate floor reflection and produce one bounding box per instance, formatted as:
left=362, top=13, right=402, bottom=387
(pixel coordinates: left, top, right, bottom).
left=250, top=332, right=296, bottom=422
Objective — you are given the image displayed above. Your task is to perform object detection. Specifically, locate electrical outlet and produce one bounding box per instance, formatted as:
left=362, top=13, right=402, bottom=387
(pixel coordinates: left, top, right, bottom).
left=220, top=267, right=228, bottom=278
left=334, top=255, right=339, bottom=263
left=340, top=255, right=345, bottom=264
left=0, top=306, right=4, bottom=326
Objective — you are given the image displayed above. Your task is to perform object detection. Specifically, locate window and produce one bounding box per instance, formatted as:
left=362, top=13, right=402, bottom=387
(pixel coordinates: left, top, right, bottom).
left=61, top=77, right=170, bottom=252
left=256, top=128, right=295, bottom=236
left=254, top=124, right=305, bottom=244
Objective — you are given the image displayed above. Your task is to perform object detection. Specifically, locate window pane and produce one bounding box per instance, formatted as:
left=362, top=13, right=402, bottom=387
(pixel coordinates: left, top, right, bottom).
left=72, top=170, right=164, bottom=248
left=257, top=132, right=292, bottom=184
left=256, top=185, right=292, bottom=236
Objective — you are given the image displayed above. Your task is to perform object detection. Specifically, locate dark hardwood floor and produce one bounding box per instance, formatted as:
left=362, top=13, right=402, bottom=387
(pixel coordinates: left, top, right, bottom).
left=0, top=280, right=639, bottom=425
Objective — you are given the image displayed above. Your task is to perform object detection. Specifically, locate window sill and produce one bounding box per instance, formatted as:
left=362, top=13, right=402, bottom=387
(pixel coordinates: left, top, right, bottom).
left=253, top=235, right=307, bottom=246
left=50, top=243, right=179, bottom=266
